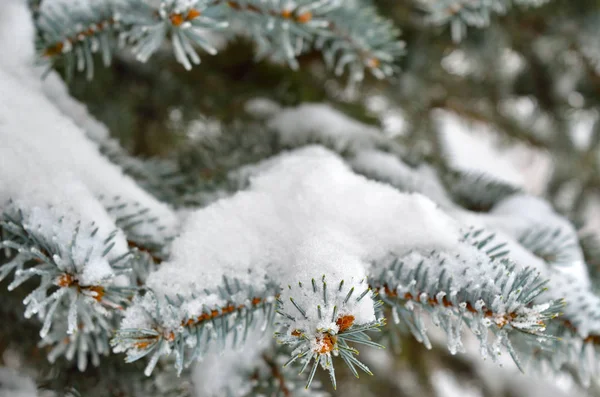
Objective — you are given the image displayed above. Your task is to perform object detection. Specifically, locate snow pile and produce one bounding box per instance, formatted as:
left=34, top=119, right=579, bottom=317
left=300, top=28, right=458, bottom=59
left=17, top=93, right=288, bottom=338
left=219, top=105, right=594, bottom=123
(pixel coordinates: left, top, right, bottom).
left=117, top=146, right=464, bottom=367
left=117, top=146, right=467, bottom=385
left=140, top=146, right=459, bottom=310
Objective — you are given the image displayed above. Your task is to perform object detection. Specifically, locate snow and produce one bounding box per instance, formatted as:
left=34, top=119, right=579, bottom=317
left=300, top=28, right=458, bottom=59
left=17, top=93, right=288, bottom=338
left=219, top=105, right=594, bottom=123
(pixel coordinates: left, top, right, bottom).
left=244, top=97, right=282, bottom=119
left=267, top=103, right=386, bottom=152
left=0, top=0, right=179, bottom=257
left=130, top=146, right=461, bottom=339
left=0, top=0, right=36, bottom=82
left=351, top=150, right=416, bottom=188
left=192, top=327, right=272, bottom=397
left=40, top=72, right=111, bottom=143
left=350, top=149, right=455, bottom=208
left=0, top=368, right=37, bottom=397
left=431, top=369, right=482, bottom=397
left=146, top=145, right=459, bottom=292
left=437, top=110, right=553, bottom=195
left=454, top=194, right=590, bottom=288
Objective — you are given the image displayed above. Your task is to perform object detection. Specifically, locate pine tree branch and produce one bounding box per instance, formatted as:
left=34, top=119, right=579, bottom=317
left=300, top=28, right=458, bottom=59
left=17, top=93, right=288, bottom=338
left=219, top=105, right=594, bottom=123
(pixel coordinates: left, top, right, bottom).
left=0, top=206, right=138, bottom=371
left=112, top=278, right=279, bottom=376
left=37, top=0, right=403, bottom=80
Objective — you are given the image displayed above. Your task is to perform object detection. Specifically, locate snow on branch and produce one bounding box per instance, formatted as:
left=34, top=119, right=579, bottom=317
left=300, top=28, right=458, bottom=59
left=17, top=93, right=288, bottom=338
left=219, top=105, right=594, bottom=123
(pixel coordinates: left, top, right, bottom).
left=0, top=13, right=179, bottom=249
left=35, top=0, right=404, bottom=81
left=113, top=279, right=279, bottom=377
left=267, top=103, right=389, bottom=153
left=0, top=193, right=135, bottom=370
left=0, top=2, right=180, bottom=370
left=349, top=149, right=455, bottom=208
left=245, top=104, right=600, bottom=384
left=275, top=276, right=385, bottom=389
left=112, top=146, right=568, bottom=388
left=372, top=241, right=562, bottom=370
left=441, top=169, right=523, bottom=212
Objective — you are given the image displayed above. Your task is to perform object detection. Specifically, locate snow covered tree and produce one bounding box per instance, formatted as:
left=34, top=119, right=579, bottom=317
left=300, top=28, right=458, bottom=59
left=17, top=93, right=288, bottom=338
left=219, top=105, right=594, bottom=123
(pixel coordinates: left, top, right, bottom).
left=1, top=0, right=600, bottom=396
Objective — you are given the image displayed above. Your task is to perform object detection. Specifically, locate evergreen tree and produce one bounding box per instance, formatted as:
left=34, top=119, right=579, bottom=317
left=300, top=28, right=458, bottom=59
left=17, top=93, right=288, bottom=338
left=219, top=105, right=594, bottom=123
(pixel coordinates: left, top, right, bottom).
left=1, top=0, right=600, bottom=396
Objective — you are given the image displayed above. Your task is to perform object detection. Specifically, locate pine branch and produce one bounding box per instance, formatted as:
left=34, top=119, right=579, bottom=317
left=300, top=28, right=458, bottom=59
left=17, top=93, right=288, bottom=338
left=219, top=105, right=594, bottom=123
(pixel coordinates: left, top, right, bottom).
left=36, top=0, right=403, bottom=80
left=371, top=244, right=562, bottom=372
left=469, top=227, right=600, bottom=384
left=275, top=277, right=385, bottom=390
left=441, top=169, right=522, bottom=212
left=37, top=0, right=119, bottom=80
left=422, top=0, right=551, bottom=41
left=0, top=205, right=137, bottom=371
left=517, top=225, right=582, bottom=268
left=112, top=277, right=279, bottom=376
left=100, top=195, right=176, bottom=256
